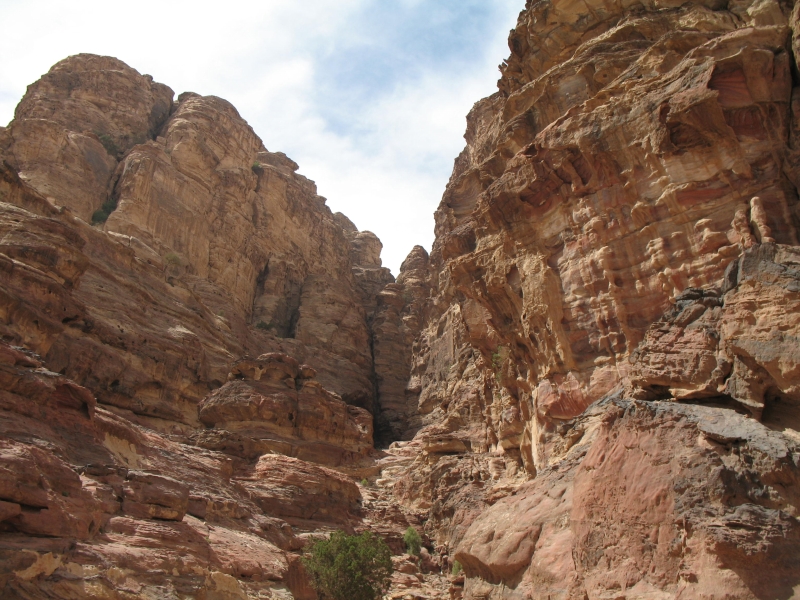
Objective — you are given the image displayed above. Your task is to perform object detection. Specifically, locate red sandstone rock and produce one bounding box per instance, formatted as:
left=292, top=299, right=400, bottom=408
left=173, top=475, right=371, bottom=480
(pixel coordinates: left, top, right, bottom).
left=0, top=54, right=411, bottom=597
left=387, top=1, right=800, bottom=598
left=4, top=2, right=800, bottom=595
left=0, top=53, right=385, bottom=430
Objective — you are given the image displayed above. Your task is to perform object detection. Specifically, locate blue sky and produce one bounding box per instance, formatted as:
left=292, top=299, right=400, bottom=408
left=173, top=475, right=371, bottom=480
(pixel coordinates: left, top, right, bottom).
left=0, top=0, right=521, bottom=274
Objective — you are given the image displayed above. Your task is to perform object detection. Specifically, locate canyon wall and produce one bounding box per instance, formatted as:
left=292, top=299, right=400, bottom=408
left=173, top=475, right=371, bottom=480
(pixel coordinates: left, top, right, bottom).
left=3, top=0, right=800, bottom=597
left=1, top=54, right=394, bottom=428
left=382, top=0, right=800, bottom=598
left=0, top=55, right=414, bottom=599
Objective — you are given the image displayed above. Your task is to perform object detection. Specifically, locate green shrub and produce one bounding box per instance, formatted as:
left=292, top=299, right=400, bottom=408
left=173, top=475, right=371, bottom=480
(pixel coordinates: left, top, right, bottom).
left=491, top=347, right=505, bottom=384
left=302, top=531, right=392, bottom=600
left=360, top=478, right=369, bottom=486
left=252, top=161, right=262, bottom=172
left=164, top=252, right=182, bottom=266
left=95, top=132, right=119, bottom=157
left=491, top=350, right=502, bottom=370
left=91, top=196, right=119, bottom=224
left=404, top=526, right=421, bottom=556
left=452, top=560, right=463, bottom=576
left=255, top=321, right=273, bottom=330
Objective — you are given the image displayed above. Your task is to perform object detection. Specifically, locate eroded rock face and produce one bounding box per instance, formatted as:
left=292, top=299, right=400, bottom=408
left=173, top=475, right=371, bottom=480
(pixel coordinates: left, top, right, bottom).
left=0, top=338, right=297, bottom=596
left=0, top=54, right=416, bottom=598
left=0, top=53, right=385, bottom=427
left=427, top=3, right=799, bottom=447
left=455, top=396, right=800, bottom=599
left=386, top=0, right=800, bottom=597
left=629, top=243, right=800, bottom=424
left=8, top=55, right=173, bottom=221
left=372, top=245, right=432, bottom=442
left=196, top=353, right=374, bottom=467
left=4, top=1, right=800, bottom=596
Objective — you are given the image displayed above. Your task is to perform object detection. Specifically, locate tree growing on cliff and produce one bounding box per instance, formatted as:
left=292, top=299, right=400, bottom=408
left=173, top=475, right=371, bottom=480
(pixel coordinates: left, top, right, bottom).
left=404, top=526, right=421, bottom=556
left=302, top=531, right=393, bottom=600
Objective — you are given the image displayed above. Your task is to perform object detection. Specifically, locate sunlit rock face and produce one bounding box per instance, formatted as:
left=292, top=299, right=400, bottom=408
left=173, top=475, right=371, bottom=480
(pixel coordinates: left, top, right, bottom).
left=0, top=54, right=405, bottom=597
left=3, top=0, right=800, bottom=596
left=429, top=0, right=798, bottom=447
left=0, top=53, right=387, bottom=424
left=389, top=0, right=800, bottom=597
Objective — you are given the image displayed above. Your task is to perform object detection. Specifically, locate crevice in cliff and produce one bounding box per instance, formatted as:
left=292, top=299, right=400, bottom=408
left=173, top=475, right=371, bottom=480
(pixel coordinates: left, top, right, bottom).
left=251, top=261, right=303, bottom=338
left=366, top=315, right=384, bottom=447
left=762, top=386, right=800, bottom=432
left=674, top=394, right=752, bottom=415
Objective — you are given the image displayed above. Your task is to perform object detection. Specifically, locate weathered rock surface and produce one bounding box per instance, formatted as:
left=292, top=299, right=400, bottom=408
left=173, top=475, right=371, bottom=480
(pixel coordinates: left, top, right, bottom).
left=372, top=245, right=432, bottom=442
left=196, top=353, right=374, bottom=468
left=455, top=396, right=800, bottom=599
left=384, top=0, right=800, bottom=598
left=5, top=0, right=800, bottom=596
left=0, top=53, right=383, bottom=428
left=0, top=55, right=423, bottom=598
left=629, top=243, right=800, bottom=425
left=8, top=55, right=173, bottom=221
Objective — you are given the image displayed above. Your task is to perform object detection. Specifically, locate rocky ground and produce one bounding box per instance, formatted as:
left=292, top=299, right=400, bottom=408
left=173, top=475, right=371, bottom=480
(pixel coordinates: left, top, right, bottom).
left=2, top=0, right=800, bottom=597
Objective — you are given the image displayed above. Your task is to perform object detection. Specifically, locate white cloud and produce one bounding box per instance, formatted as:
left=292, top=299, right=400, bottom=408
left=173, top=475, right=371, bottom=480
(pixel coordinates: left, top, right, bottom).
left=0, top=0, right=520, bottom=273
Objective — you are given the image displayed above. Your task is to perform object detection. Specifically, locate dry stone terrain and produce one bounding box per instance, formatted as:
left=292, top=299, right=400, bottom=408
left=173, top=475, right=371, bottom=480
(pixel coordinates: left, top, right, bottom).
left=2, top=0, right=800, bottom=597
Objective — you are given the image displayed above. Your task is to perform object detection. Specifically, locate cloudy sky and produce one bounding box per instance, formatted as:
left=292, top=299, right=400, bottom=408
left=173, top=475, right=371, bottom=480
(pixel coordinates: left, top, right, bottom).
left=0, top=0, right=521, bottom=274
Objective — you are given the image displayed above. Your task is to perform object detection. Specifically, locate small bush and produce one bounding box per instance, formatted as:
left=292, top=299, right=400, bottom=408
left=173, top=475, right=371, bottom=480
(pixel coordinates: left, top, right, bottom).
left=91, top=196, right=118, bottom=224
left=164, top=252, right=183, bottom=266
left=302, top=531, right=392, bottom=600
left=255, top=321, right=273, bottom=330
left=95, top=132, right=119, bottom=157
left=360, top=478, right=369, bottom=486
left=252, top=161, right=262, bottom=172
left=491, top=351, right=502, bottom=370
left=404, top=526, right=421, bottom=556
left=452, top=560, right=463, bottom=576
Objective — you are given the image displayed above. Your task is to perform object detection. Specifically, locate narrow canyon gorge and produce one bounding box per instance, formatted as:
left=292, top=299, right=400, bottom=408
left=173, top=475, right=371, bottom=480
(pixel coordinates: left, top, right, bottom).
left=1, top=0, right=800, bottom=598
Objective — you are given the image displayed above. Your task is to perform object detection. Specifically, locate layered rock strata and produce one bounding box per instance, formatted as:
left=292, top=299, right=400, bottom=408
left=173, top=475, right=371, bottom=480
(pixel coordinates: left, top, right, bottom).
left=0, top=54, right=387, bottom=425
left=4, top=0, right=800, bottom=597
left=0, top=340, right=368, bottom=598
left=384, top=0, right=800, bottom=598
left=0, top=54, right=420, bottom=598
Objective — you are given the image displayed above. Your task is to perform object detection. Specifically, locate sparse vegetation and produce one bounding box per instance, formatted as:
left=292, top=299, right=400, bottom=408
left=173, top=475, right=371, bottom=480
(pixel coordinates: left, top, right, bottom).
left=491, top=350, right=502, bottom=370
left=360, top=478, right=369, bottom=486
left=491, top=348, right=504, bottom=383
left=302, top=531, right=392, bottom=600
left=164, top=252, right=182, bottom=266
left=95, top=132, right=119, bottom=157
left=451, top=560, right=463, bottom=576
left=404, top=526, right=421, bottom=556
left=252, top=161, right=262, bottom=172
left=91, top=196, right=118, bottom=224
left=255, top=320, right=274, bottom=331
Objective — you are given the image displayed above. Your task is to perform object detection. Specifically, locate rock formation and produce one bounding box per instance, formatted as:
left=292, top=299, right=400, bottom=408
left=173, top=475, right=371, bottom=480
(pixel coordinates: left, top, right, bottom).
left=3, top=0, right=800, bottom=597
left=381, top=0, right=800, bottom=597
left=0, top=54, right=415, bottom=598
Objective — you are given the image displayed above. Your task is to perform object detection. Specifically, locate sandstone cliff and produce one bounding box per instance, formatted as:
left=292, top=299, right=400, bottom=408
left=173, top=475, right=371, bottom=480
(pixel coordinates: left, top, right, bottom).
left=3, top=0, right=800, bottom=597
left=0, top=54, right=397, bottom=426
left=380, top=0, right=800, bottom=598
left=0, top=55, right=415, bottom=599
